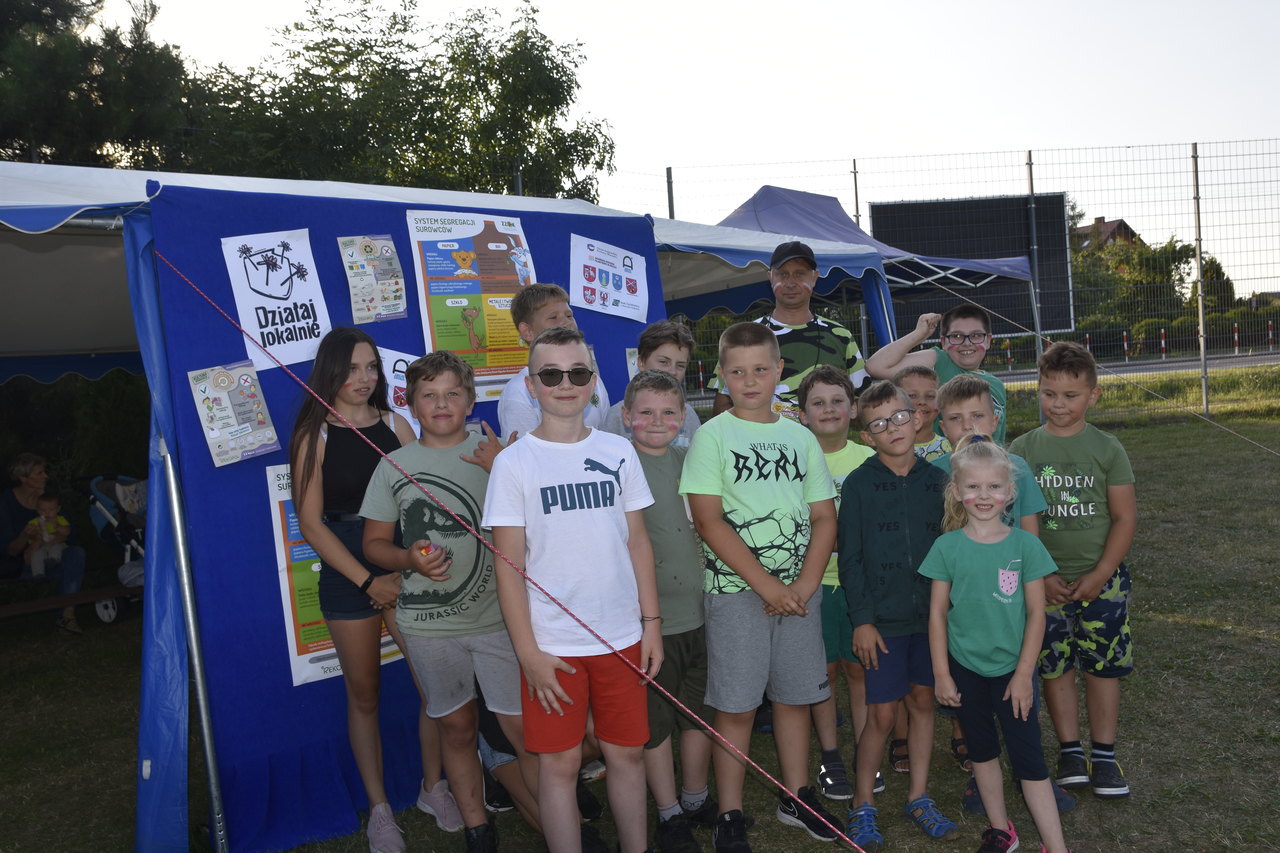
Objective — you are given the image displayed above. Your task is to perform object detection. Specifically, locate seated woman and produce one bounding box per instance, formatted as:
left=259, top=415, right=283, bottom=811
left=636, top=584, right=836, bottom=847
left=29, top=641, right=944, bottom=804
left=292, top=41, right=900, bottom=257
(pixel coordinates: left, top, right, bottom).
left=0, top=453, right=87, bottom=633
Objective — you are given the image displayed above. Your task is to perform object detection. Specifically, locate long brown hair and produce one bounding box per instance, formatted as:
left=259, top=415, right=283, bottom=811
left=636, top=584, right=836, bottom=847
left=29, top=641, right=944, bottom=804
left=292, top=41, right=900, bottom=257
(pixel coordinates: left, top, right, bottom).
left=289, top=327, right=390, bottom=500
left=943, top=435, right=1017, bottom=532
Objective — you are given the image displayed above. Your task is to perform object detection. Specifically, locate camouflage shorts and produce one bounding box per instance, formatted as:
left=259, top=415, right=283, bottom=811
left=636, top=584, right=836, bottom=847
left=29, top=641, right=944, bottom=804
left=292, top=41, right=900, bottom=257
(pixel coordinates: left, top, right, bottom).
left=1038, top=563, right=1132, bottom=679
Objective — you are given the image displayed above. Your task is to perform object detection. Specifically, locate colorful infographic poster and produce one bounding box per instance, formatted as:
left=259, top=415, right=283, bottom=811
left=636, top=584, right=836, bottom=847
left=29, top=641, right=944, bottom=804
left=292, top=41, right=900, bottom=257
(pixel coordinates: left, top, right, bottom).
left=266, top=464, right=402, bottom=686
left=188, top=360, right=281, bottom=467
left=567, top=233, right=649, bottom=324
left=405, top=210, right=536, bottom=402
left=220, top=229, right=332, bottom=371
left=337, top=234, right=408, bottom=325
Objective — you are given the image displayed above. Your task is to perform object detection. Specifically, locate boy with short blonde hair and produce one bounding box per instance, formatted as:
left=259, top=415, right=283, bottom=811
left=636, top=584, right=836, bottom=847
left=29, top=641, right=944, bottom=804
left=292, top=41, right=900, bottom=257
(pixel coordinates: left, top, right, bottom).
left=893, top=365, right=951, bottom=461
left=1009, top=341, right=1137, bottom=800
left=682, top=321, right=841, bottom=851
left=497, top=283, right=610, bottom=438
left=603, top=320, right=702, bottom=447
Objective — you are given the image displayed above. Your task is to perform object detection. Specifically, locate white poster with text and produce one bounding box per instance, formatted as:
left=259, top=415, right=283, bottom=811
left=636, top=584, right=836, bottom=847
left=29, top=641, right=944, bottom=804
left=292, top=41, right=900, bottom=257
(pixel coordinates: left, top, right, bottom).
left=567, top=233, right=648, bottom=324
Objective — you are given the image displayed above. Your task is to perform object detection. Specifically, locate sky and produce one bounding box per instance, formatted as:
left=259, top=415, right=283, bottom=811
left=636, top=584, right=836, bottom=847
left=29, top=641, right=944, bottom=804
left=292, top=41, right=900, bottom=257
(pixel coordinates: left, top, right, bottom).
left=98, top=0, right=1280, bottom=234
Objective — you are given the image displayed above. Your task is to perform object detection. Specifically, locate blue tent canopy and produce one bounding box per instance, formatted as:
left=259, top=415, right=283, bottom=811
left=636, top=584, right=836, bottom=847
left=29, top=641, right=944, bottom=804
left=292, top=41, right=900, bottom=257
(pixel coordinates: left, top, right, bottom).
left=719, top=185, right=1031, bottom=295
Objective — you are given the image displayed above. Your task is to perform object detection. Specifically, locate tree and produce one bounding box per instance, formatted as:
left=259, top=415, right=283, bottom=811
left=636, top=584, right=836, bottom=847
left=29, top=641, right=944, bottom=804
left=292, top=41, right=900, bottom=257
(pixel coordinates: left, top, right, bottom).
left=0, top=0, right=189, bottom=167
left=183, top=0, right=615, bottom=200
left=1188, top=254, right=1236, bottom=312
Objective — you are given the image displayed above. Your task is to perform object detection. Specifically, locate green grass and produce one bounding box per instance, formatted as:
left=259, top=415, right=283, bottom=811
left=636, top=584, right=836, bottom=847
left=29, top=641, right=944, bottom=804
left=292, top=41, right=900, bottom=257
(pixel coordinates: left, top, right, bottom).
left=2, top=417, right=1278, bottom=852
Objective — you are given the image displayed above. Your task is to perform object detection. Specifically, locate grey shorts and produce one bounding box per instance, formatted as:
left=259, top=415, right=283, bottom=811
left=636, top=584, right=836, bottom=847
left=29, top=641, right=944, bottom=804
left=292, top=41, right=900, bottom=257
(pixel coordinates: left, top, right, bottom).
left=402, top=628, right=522, bottom=719
left=704, top=587, right=830, bottom=712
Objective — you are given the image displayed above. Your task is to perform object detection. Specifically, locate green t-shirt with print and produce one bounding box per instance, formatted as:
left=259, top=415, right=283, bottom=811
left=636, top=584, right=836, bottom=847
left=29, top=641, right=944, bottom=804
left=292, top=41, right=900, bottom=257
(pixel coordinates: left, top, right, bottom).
left=1008, top=423, right=1135, bottom=583
left=918, top=527, right=1058, bottom=677
left=820, top=440, right=875, bottom=587
left=933, top=346, right=1007, bottom=445
left=680, top=413, right=836, bottom=594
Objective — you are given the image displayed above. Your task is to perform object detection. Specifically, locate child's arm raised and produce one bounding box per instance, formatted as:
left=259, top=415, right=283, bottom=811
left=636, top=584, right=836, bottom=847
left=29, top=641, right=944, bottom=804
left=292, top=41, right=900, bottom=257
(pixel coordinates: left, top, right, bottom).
left=785, top=497, right=836, bottom=606
left=1070, top=482, right=1136, bottom=602
left=493, top=525, right=576, bottom=716
left=689, top=493, right=806, bottom=616
left=625, top=509, right=664, bottom=681
left=866, top=313, right=941, bottom=379
left=1007, top=576, right=1047, bottom=720
left=928, top=579, right=960, bottom=707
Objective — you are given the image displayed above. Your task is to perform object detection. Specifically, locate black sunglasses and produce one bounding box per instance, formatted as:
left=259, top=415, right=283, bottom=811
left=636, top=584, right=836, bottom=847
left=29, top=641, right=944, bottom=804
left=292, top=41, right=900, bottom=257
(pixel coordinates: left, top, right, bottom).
left=533, top=367, right=595, bottom=387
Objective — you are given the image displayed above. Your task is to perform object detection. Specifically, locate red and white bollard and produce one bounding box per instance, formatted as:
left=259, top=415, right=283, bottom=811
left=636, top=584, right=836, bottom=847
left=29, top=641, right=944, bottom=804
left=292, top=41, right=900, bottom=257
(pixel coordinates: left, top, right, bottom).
left=1234, top=322, right=1240, bottom=356
left=1085, top=333, right=1091, bottom=353
left=1269, top=320, right=1275, bottom=352
left=1160, top=328, right=1167, bottom=359
left=1006, top=347, right=1013, bottom=371
left=1123, top=330, right=1130, bottom=362
left=698, top=362, right=705, bottom=388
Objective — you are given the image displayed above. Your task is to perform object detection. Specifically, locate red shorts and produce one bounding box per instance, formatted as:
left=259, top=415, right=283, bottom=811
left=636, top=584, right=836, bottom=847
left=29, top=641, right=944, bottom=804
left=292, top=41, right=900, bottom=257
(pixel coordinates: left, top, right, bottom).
left=521, top=642, right=648, bottom=754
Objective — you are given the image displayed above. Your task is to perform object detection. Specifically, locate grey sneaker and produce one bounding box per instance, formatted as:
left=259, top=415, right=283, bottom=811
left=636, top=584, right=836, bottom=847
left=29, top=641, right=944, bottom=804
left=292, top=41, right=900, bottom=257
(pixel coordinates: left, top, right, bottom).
left=416, top=778, right=464, bottom=832
left=1054, top=752, right=1090, bottom=789
left=366, top=802, right=405, bottom=853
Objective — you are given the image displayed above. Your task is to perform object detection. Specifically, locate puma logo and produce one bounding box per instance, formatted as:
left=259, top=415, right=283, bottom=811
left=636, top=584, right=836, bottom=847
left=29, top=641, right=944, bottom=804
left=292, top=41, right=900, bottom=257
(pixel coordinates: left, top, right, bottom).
left=583, top=457, right=623, bottom=487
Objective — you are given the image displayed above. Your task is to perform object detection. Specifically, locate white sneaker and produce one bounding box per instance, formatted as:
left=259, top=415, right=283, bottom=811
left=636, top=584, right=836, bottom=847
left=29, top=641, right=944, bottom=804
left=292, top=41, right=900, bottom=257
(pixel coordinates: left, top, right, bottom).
left=416, top=778, right=464, bottom=832
left=366, top=802, right=404, bottom=853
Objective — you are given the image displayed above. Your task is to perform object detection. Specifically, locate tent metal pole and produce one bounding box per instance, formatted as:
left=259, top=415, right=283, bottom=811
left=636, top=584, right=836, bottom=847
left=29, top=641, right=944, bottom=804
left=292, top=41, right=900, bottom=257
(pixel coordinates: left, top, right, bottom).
left=162, top=440, right=229, bottom=852
left=1025, top=151, right=1046, bottom=360
left=666, top=167, right=675, bottom=220
left=851, top=159, right=861, bottom=226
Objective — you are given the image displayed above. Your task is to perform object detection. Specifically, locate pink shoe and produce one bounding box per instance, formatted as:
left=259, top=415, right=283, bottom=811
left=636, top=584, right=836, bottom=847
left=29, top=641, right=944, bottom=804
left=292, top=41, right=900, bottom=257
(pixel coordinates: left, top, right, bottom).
left=366, top=802, right=404, bottom=853
left=416, top=778, right=464, bottom=832
left=976, top=820, right=1019, bottom=852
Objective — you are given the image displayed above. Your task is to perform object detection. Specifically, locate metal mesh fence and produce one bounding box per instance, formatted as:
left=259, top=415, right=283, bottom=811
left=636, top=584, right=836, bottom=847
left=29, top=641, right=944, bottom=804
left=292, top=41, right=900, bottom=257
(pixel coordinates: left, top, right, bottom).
left=607, top=139, right=1280, bottom=426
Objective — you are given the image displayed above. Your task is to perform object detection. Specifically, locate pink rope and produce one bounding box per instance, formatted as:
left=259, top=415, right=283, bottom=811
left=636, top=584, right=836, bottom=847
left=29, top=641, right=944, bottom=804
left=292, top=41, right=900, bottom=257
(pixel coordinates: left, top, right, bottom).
left=154, top=249, right=863, bottom=849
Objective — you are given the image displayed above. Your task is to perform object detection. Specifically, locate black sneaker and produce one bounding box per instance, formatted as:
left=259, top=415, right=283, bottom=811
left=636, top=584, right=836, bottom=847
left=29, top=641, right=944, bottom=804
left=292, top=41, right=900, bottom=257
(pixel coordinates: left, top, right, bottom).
left=712, top=810, right=751, bottom=853
left=577, top=776, right=604, bottom=821
left=1054, top=752, right=1090, bottom=789
left=1090, top=759, right=1130, bottom=798
left=816, top=758, right=853, bottom=800
left=775, top=786, right=839, bottom=842
left=464, top=821, right=498, bottom=853
left=683, top=798, right=719, bottom=827
left=482, top=768, right=513, bottom=813
left=655, top=813, right=700, bottom=853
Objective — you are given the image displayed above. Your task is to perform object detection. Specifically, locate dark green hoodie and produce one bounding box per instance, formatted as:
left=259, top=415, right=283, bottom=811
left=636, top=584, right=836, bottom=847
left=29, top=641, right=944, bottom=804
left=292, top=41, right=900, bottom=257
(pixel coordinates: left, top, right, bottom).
left=837, top=454, right=947, bottom=638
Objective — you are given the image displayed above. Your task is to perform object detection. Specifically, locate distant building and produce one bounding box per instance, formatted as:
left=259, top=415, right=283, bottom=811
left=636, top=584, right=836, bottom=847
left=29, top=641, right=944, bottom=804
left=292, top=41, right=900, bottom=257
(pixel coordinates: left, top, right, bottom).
left=1072, top=216, right=1141, bottom=250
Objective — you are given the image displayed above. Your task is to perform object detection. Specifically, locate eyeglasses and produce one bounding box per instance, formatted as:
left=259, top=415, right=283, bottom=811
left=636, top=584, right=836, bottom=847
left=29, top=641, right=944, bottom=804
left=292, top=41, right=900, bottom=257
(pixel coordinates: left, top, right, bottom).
left=864, top=408, right=914, bottom=434
left=533, top=367, right=595, bottom=387
left=943, top=331, right=989, bottom=346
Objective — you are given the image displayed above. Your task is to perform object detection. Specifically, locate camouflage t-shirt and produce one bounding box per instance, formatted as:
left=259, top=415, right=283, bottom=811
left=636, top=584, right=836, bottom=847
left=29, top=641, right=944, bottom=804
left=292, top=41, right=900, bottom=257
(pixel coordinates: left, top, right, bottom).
left=709, top=315, right=869, bottom=420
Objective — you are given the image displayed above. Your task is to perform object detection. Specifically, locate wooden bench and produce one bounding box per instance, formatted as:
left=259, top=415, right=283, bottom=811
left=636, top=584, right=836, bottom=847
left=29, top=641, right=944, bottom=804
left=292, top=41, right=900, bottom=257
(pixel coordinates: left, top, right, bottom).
left=0, top=584, right=142, bottom=620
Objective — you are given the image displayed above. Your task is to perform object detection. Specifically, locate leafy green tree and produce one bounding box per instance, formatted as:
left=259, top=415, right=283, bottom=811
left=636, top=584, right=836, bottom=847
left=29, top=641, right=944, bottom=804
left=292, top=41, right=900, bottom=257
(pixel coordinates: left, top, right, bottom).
left=0, top=0, right=188, bottom=166
left=1187, top=254, right=1236, bottom=312
left=183, top=0, right=615, bottom=200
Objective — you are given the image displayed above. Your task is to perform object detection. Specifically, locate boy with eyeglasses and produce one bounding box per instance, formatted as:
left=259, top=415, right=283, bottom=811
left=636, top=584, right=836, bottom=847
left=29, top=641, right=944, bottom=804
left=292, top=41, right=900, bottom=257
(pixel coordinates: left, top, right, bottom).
left=837, top=380, right=958, bottom=851
left=866, top=305, right=1007, bottom=444
left=484, top=326, right=663, bottom=853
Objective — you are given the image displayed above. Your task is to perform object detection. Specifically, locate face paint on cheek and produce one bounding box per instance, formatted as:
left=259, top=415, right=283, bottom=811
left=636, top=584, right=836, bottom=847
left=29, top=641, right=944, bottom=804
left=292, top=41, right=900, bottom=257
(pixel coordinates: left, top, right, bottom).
left=961, top=493, right=978, bottom=504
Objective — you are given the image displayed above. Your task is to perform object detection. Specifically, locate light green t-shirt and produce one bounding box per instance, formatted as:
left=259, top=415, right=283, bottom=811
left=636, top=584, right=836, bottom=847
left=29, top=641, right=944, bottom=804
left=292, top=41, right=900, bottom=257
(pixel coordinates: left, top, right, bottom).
left=914, top=433, right=952, bottom=462
left=820, top=440, right=876, bottom=587
left=918, top=528, right=1057, bottom=677
left=933, top=346, right=1007, bottom=445
left=635, top=445, right=703, bottom=635
left=1008, top=424, right=1135, bottom=583
left=680, top=413, right=836, bottom=594
left=931, top=451, right=1048, bottom=528
left=360, top=435, right=503, bottom=638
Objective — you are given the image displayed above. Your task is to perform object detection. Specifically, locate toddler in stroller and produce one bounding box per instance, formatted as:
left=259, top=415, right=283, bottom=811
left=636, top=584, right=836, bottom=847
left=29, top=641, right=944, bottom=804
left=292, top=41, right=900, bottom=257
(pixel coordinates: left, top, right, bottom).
left=87, top=475, right=146, bottom=621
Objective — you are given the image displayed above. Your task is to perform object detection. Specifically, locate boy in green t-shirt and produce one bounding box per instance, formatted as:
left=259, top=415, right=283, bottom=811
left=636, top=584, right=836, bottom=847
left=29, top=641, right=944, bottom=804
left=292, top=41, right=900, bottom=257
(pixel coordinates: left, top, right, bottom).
left=621, top=369, right=714, bottom=851
left=867, top=304, right=1008, bottom=444
left=361, top=351, right=530, bottom=852
left=795, top=365, right=874, bottom=804
left=681, top=321, right=840, bottom=851
left=1009, top=342, right=1137, bottom=800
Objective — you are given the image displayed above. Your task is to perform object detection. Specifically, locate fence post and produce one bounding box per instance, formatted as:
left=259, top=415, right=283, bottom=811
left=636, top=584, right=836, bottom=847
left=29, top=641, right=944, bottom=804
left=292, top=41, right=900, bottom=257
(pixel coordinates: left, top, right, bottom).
left=1026, top=150, right=1046, bottom=361
left=851, top=159, right=862, bottom=226
left=1192, top=142, right=1210, bottom=416
left=1123, top=330, right=1130, bottom=363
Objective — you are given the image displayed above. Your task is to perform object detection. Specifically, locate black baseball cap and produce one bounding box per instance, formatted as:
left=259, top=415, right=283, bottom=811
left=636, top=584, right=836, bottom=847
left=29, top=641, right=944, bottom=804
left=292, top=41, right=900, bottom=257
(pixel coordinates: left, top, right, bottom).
left=769, top=240, right=817, bottom=270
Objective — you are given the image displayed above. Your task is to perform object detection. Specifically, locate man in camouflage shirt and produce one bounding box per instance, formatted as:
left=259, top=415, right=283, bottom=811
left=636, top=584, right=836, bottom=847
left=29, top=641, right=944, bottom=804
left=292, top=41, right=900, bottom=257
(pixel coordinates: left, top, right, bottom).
left=710, top=241, right=869, bottom=420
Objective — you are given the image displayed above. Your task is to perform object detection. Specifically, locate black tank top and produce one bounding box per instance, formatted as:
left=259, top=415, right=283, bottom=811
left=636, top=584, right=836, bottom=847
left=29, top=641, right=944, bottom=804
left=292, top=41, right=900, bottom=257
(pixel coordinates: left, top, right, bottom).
left=320, top=416, right=401, bottom=513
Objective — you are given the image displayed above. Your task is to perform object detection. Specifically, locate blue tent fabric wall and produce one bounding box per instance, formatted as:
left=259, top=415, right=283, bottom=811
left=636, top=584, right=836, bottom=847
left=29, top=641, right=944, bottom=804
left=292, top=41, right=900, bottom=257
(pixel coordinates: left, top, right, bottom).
left=143, top=184, right=665, bottom=852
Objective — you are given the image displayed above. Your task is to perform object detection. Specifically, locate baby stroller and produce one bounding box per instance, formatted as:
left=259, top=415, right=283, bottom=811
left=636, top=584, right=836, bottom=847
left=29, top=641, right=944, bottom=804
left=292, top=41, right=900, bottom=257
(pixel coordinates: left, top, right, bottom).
left=87, top=474, right=147, bottom=623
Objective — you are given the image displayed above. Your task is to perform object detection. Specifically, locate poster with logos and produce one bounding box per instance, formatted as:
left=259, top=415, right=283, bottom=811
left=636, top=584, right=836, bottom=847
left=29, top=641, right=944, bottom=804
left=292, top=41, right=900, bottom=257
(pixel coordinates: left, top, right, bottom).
left=188, top=361, right=281, bottom=467
left=266, top=464, right=403, bottom=687
left=337, top=234, right=408, bottom=324
left=221, top=229, right=332, bottom=371
left=381, top=344, right=423, bottom=439
left=567, top=233, right=649, bottom=324
left=405, top=210, right=536, bottom=402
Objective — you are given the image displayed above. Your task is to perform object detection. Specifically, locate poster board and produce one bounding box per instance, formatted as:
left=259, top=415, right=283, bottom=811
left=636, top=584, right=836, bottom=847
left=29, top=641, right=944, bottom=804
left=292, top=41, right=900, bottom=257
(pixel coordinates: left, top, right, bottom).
left=148, top=184, right=663, bottom=852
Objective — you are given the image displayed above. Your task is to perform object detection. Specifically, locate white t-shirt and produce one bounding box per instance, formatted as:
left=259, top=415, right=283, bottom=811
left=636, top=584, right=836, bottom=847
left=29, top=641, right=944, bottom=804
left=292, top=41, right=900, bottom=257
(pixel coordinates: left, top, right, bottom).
left=482, top=429, right=653, bottom=656
left=497, top=366, right=611, bottom=439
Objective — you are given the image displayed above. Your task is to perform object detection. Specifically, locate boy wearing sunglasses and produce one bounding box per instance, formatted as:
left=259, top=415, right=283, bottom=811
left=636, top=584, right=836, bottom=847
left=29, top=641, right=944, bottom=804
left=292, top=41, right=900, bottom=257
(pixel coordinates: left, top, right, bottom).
left=865, top=305, right=1008, bottom=444
left=837, top=380, right=958, bottom=850
left=484, top=326, right=662, bottom=853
